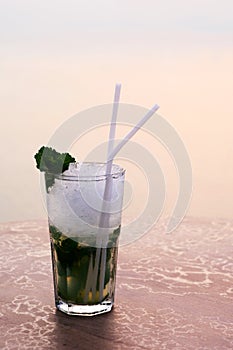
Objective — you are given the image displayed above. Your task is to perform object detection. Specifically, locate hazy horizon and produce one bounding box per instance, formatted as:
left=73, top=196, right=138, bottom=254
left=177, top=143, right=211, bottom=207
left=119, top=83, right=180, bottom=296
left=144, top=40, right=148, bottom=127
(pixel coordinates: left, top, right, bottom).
left=1, top=1, right=233, bottom=223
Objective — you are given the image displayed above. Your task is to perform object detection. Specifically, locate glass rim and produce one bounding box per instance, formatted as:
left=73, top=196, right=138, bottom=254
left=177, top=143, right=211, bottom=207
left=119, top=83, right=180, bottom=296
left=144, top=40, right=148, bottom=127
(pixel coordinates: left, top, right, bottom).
left=45, top=162, right=126, bottom=182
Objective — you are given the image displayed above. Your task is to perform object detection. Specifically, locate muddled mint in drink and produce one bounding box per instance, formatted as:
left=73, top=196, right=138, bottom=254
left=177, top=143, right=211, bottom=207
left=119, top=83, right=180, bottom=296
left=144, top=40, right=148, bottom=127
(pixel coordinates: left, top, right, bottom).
left=49, top=225, right=120, bottom=305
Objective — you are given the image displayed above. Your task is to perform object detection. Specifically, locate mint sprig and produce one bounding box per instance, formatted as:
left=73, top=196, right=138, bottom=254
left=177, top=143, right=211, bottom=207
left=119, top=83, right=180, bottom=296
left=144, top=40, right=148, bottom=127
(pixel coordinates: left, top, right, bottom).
left=34, top=146, right=76, bottom=191
left=34, top=146, right=75, bottom=173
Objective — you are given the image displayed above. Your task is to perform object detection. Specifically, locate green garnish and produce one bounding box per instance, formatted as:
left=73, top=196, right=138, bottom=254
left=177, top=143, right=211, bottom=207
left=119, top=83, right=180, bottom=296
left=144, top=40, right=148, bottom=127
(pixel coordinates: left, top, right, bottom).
left=34, top=146, right=75, bottom=173
left=34, top=146, right=76, bottom=191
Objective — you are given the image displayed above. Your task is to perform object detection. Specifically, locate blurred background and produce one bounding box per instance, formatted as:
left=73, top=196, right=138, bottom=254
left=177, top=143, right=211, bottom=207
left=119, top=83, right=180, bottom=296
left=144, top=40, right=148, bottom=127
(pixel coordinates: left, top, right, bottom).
left=0, top=0, right=232, bottom=223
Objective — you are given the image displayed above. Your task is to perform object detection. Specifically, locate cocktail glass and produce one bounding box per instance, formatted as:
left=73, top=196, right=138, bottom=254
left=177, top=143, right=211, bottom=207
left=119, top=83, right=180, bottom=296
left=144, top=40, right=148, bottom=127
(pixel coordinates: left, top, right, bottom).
left=45, top=162, right=125, bottom=316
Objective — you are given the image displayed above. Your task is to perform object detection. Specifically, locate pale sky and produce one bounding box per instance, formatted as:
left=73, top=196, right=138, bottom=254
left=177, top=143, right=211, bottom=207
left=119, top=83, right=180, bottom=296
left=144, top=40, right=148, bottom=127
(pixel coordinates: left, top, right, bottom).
left=1, top=0, right=232, bottom=50
left=0, top=0, right=233, bottom=222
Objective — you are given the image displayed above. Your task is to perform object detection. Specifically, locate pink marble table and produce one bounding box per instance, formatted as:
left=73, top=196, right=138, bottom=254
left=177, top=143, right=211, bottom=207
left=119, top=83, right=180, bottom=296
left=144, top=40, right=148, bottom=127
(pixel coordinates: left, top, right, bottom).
left=0, top=218, right=232, bottom=349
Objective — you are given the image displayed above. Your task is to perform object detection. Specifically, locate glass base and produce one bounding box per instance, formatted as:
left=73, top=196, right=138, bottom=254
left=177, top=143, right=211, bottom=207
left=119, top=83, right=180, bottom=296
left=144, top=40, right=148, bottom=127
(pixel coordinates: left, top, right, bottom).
left=56, top=299, right=114, bottom=316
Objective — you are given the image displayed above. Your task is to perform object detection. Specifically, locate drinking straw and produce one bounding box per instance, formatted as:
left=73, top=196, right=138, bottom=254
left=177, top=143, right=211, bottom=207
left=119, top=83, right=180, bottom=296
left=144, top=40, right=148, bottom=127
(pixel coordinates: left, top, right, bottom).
left=84, top=84, right=121, bottom=303
left=107, top=83, right=121, bottom=159
left=84, top=87, right=160, bottom=303
left=97, top=102, right=160, bottom=302
left=97, top=103, right=160, bottom=300
left=83, top=253, right=93, bottom=303
left=107, top=104, right=160, bottom=163
left=98, top=84, right=121, bottom=300
left=99, top=103, right=160, bottom=230
left=99, top=83, right=122, bottom=228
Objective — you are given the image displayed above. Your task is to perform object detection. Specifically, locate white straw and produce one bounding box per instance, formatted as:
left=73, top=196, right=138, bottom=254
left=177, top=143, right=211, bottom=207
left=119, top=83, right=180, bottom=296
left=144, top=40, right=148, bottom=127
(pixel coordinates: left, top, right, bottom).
left=84, top=94, right=160, bottom=304
left=83, top=253, right=93, bottom=303
left=98, top=102, right=160, bottom=301
left=98, top=84, right=121, bottom=300
left=100, top=103, right=160, bottom=228
left=107, top=83, right=121, bottom=160
left=108, top=104, right=160, bottom=162
left=86, top=84, right=122, bottom=302
left=99, top=83, right=122, bottom=224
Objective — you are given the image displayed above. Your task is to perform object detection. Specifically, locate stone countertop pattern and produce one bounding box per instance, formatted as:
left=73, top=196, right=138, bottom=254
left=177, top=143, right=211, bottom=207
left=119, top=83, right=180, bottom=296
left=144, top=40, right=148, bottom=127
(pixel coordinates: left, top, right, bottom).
left=0, top=218, right=232, bottom=350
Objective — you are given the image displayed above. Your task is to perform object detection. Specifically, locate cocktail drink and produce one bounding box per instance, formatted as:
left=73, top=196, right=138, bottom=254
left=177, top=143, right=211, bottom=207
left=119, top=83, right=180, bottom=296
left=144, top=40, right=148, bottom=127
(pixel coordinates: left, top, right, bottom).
left=34, top=87, right=159, bottom=316
left=45, top=162, right=125, bottom=316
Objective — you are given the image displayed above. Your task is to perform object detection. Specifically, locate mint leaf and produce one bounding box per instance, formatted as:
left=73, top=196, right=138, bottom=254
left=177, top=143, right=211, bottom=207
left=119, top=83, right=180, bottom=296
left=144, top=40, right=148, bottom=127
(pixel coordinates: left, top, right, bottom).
left=34, top=146, right=76, bottom=191
left=34, top=146, right=75, bottom=173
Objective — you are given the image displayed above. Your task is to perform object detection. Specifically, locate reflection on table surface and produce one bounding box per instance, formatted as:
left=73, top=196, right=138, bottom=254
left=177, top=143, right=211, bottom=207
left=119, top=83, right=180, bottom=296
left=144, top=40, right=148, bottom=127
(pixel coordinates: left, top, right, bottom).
left=0, top=218, right=232, bottom=350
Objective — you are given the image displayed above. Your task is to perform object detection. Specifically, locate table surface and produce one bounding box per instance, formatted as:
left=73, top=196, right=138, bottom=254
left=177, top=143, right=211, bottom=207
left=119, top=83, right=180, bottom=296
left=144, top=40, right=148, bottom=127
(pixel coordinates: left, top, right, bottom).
left=0, top=218, right=233, bottom=350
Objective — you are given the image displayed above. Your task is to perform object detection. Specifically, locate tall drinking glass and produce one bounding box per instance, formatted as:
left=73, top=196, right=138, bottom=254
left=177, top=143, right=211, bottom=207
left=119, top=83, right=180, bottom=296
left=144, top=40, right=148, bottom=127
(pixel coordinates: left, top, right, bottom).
left=44, top=162, right=125, bottom=316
